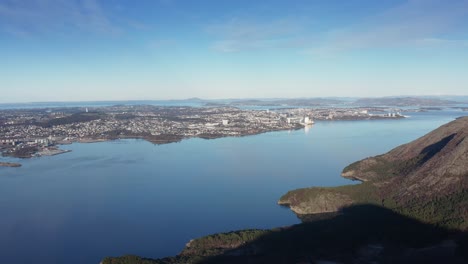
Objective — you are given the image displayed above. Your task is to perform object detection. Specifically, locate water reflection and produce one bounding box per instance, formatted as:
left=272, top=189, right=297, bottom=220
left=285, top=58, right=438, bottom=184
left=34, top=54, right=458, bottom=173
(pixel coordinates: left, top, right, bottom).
left=304, top=124, right=314, bottom=134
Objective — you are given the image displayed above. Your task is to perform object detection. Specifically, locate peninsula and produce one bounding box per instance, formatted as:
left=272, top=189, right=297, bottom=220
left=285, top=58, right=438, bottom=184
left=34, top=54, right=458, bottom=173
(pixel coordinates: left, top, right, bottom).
left=279, top=116, right=468, bottom=229
left=1, top=105, right=403, bottom=159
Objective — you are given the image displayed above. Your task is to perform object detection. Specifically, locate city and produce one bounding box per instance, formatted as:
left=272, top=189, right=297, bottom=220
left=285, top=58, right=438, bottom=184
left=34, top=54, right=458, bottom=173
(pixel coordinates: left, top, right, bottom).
left=0, top=105, right=403, bottom=159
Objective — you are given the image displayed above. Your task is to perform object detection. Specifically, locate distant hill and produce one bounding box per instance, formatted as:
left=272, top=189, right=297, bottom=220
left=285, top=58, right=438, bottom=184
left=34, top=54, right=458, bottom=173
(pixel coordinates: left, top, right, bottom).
left=353, top=97, right=460, bottom=107
left=37, top=112, right=104, bottom=127
left=230, top=98, right=345, bottom=106
left=222, top=96, right=462, bottom=107
left=280, top=116, right=468, bottom=229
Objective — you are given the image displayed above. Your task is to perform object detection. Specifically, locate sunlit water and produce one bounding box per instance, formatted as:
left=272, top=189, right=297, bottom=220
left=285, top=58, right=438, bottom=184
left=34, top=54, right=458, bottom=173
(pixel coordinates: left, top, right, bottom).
left=0, top=109, right=466, bottom=264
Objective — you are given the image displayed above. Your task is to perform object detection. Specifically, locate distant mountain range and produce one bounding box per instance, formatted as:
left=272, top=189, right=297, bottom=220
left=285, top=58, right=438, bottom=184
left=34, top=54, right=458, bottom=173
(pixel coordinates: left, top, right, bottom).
left=1, top=96, right=467, bottom=109
left=228, top=98, right=345, bottom=106
left=211, top=96, right=466, bottom=107
left=352, top=97, right=461, bottom=106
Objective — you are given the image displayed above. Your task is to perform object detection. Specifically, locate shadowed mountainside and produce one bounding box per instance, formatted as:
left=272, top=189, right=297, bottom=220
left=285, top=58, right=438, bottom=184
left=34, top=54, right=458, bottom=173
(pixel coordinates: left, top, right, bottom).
left=279, top=116, right=468, bottom=229
left=102, top=205, right=467, bottom=264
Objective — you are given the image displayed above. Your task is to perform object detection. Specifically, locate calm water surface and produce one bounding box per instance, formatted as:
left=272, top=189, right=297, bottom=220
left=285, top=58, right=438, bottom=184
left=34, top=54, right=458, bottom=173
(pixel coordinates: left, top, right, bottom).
left=0, top=110, right=465, bottom=264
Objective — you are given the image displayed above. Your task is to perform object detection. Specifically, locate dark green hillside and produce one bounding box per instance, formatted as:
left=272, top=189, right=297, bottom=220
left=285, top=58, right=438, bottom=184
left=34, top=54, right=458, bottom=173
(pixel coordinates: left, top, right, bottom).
left=280, top=116, right=468, bottom=230
left=39, top=112, right=105, bottom=127
left=103, top=205, right=467, bottom=264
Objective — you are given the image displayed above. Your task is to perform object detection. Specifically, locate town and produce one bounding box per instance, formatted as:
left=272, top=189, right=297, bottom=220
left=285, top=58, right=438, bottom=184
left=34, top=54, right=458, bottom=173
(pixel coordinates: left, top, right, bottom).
left=0, top=105, right=404, bottom=158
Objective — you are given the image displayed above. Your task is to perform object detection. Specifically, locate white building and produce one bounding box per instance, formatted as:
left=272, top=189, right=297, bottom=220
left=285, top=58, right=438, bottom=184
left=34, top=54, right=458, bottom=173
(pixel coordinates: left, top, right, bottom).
left=303, top=116, right=314, bottom=125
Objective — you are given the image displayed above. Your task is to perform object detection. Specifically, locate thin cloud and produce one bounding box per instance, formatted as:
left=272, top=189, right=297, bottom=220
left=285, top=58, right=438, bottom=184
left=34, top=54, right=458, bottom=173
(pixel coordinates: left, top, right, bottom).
left=148, top=39, right=178, bottom=49
left=157, top=0, right=176, bottom=5
left=308, top=0, right=468, bottom=55
left=413, top=38, right=468, bottom=47
left=206, top=17, right=311, bottom=52
left=126, top=19, right=151, bottom=31
left=0, top=0, right=120, bottom=36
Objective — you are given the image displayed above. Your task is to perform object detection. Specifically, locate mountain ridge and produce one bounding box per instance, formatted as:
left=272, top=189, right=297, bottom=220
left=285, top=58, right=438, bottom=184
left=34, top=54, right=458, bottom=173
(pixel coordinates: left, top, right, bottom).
left=279, top=116, right=468, bottom=229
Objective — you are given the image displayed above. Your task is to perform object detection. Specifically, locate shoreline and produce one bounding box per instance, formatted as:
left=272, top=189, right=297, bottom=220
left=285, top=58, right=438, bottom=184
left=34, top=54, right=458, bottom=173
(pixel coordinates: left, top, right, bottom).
left=37, top=147, right=72, bottom=157
left=2, top=125, right=305, bottom=159
left=1, top=115, right=406, bottom=161
left=0, top=110, right=407, bottom=160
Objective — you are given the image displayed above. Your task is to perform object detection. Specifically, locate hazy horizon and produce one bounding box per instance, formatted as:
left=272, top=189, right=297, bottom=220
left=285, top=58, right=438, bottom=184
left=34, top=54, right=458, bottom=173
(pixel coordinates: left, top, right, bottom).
left=2, top=94, right=468, bottom=105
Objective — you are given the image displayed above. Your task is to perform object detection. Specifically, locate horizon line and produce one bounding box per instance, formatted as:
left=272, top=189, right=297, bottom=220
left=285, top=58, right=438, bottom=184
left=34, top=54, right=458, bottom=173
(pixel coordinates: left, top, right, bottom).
left=1, top=94, right=468, bottom=105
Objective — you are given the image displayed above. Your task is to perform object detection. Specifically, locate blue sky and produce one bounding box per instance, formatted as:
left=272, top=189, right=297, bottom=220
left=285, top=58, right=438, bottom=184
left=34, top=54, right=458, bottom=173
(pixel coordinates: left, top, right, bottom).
left=1, top=0, right=468, bottom=103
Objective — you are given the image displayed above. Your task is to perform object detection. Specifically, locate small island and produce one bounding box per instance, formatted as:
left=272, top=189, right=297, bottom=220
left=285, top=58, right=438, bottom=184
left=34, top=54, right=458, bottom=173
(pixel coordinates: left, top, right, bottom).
left=0, top=162, right=21, bottom=167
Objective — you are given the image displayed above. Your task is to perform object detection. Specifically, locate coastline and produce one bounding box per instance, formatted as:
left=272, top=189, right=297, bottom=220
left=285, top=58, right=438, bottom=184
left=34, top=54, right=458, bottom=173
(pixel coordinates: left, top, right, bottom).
left=2, top=124, right=305, bottom=159
left=37, top=147, right=72, bottom=156
left=2, top=115, right=405, bottom=160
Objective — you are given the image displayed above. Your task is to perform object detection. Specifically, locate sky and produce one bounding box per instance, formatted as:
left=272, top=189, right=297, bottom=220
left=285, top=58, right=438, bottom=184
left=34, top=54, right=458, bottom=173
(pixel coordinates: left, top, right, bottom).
left=1, top=0, right=468, bottom=103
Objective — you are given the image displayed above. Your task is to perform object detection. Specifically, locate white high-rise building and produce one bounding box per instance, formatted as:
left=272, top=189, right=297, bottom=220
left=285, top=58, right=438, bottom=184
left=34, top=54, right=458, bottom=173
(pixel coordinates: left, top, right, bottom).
left=304, top=116, right=314, bottom=125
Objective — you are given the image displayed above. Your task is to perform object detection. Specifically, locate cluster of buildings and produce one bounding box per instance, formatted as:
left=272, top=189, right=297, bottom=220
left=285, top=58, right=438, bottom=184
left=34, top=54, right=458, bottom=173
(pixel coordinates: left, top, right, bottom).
left=0, top=106, right=305, bottom=156
left=279, top=107, right=404, bottom=120
left=0, top=139, right=18, bottom=146
left=0, top=105, right=406, bottom=157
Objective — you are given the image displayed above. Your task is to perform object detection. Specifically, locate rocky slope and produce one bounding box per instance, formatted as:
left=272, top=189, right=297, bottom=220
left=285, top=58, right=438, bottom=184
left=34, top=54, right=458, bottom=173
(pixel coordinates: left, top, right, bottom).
left=279, top=116, right=468, bottom=229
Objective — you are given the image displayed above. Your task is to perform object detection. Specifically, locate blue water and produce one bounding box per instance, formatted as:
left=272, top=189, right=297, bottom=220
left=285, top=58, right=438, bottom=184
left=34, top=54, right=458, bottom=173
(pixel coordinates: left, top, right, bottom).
left=0, top=109, right=466, bottom=264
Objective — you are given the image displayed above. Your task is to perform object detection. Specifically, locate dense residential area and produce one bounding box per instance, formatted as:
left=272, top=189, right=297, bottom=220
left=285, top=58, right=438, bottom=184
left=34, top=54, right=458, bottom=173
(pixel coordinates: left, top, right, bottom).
left=0, top=105, right=404, bottom=158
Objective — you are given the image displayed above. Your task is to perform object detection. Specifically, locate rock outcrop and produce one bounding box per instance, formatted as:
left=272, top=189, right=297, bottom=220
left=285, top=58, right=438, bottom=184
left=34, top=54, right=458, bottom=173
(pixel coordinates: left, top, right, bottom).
left=0, top=162, right=21, bottom=167
left=278, top=187, right=354, bottom=214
